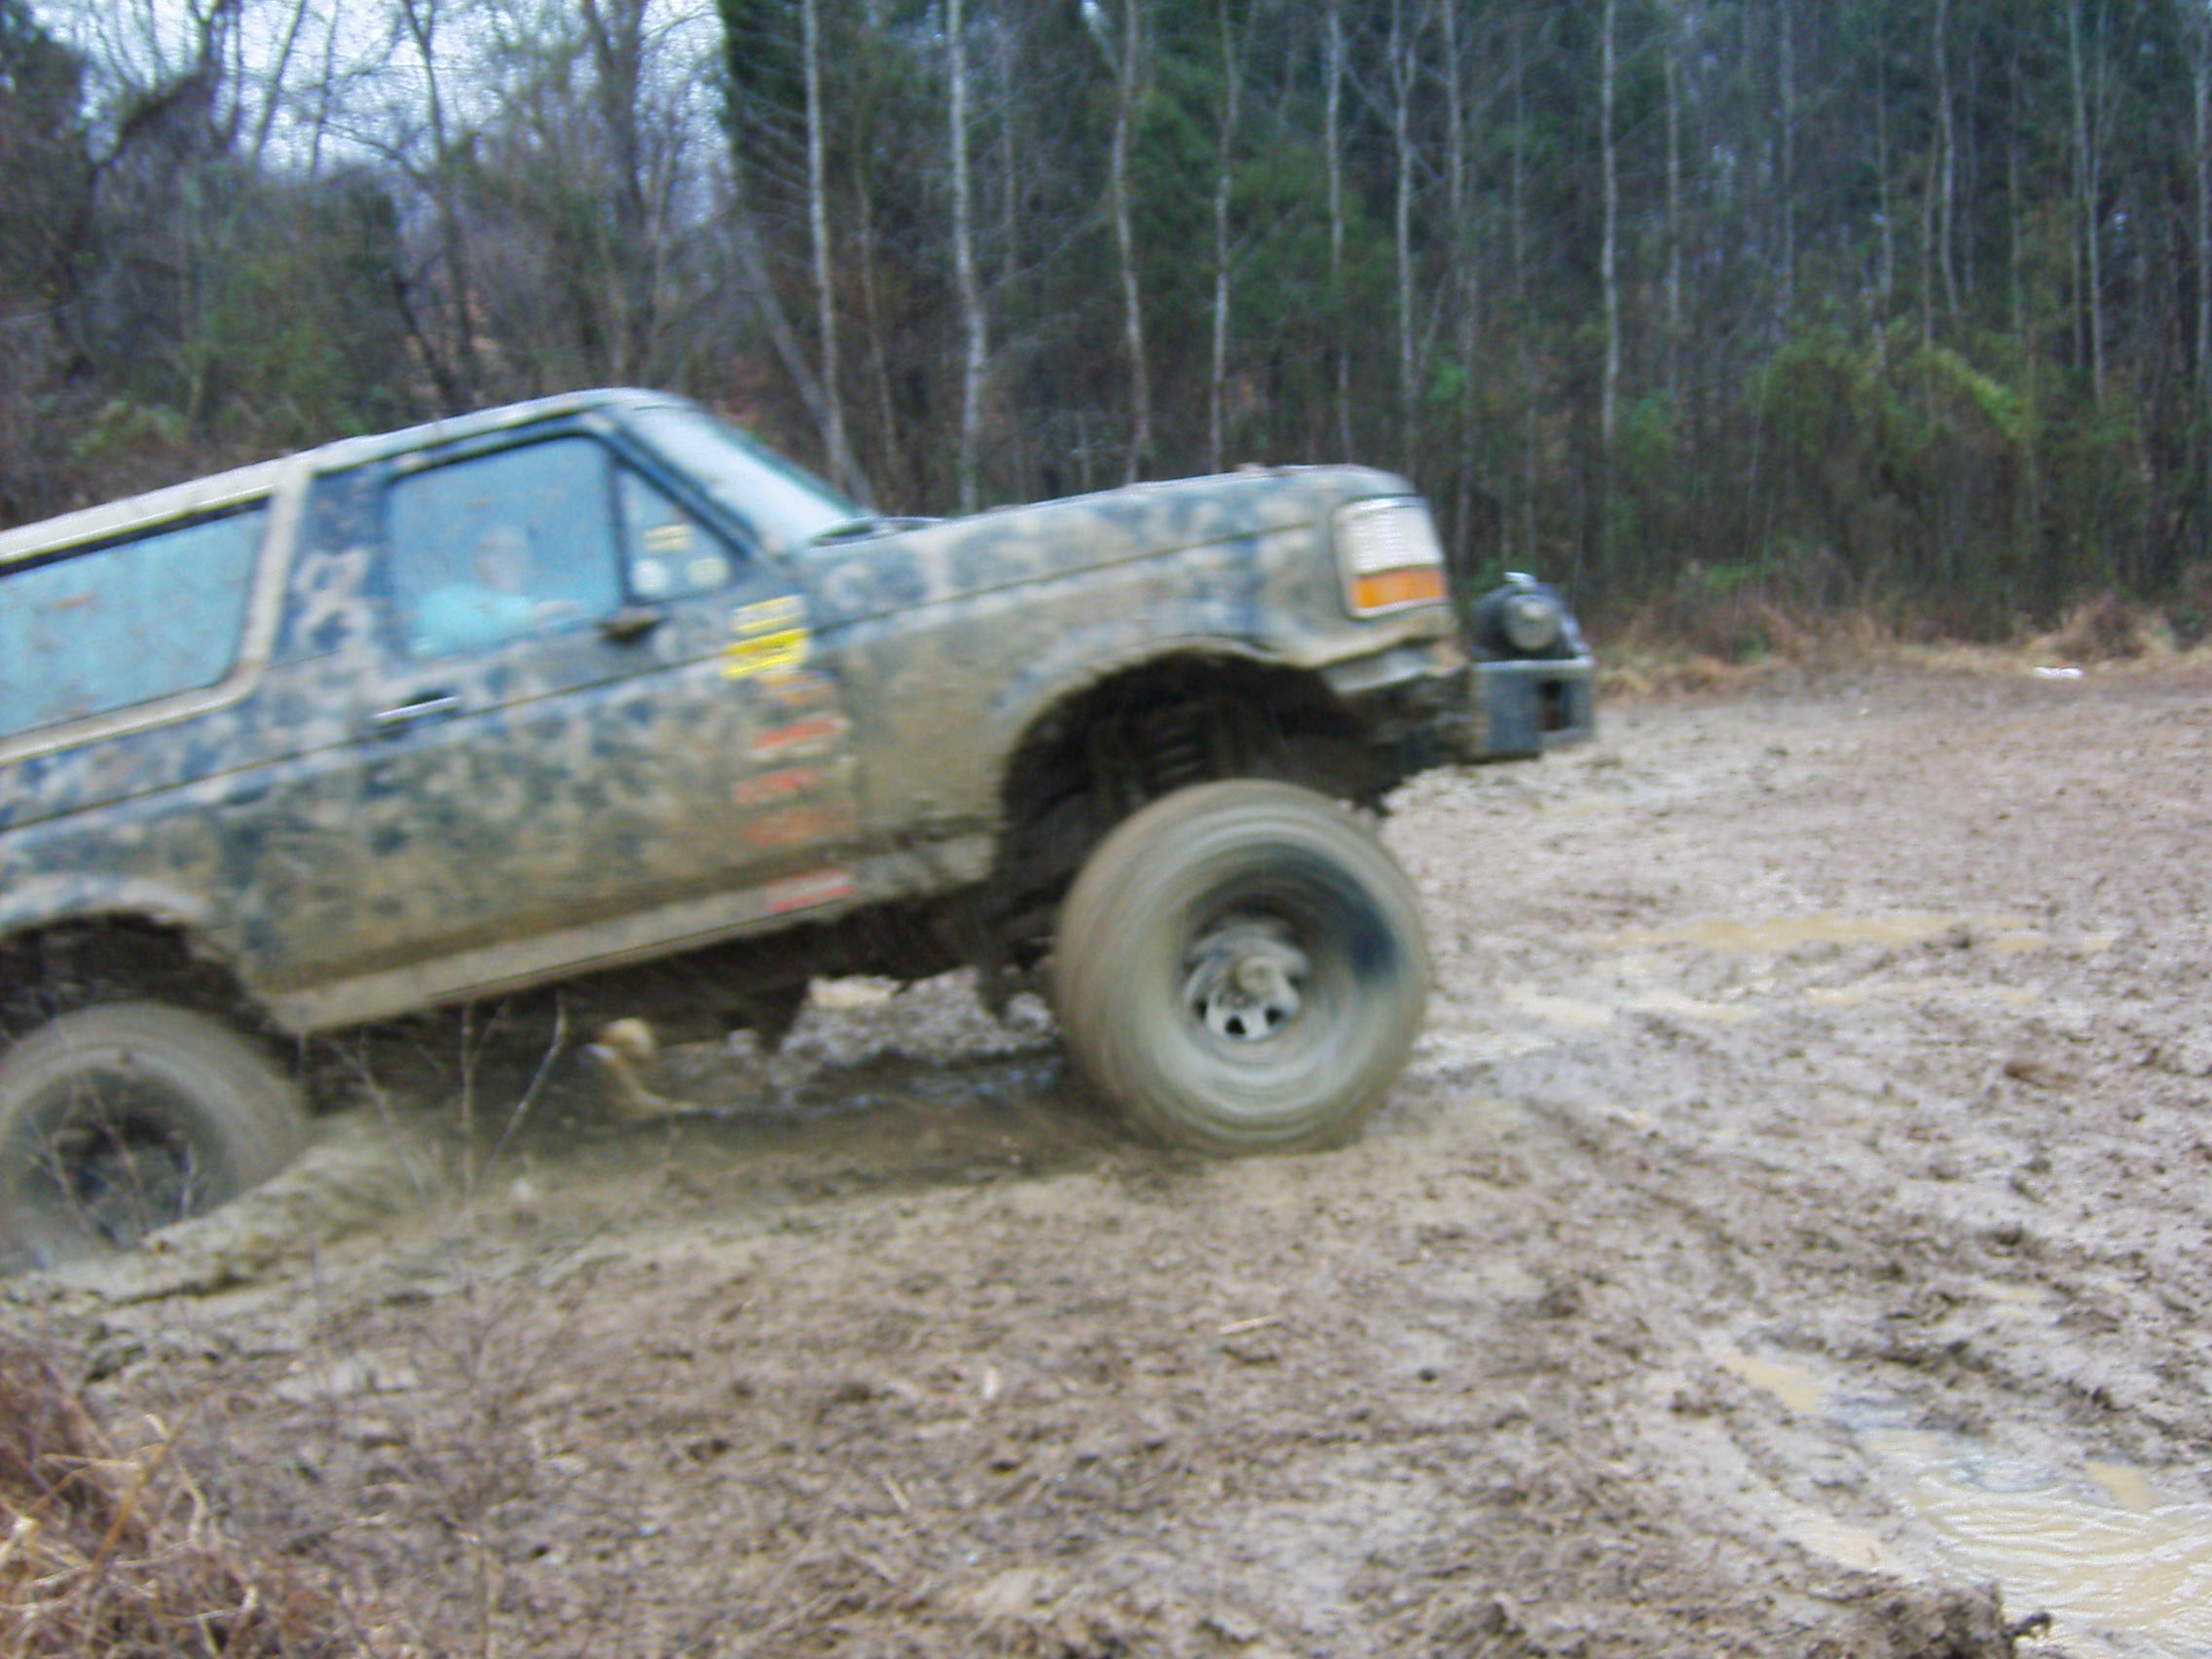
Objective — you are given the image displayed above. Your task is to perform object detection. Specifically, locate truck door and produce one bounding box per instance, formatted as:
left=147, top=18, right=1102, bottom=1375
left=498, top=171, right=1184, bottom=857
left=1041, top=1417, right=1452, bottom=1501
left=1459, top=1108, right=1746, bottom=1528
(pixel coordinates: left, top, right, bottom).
left=315, top=428, right=861, bottom=996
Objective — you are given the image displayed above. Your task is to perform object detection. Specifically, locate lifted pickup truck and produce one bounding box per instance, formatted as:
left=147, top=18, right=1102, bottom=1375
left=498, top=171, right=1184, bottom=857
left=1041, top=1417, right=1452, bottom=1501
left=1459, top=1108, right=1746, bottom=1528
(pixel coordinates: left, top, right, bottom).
left=0, top=388, right=1593, bottom=1266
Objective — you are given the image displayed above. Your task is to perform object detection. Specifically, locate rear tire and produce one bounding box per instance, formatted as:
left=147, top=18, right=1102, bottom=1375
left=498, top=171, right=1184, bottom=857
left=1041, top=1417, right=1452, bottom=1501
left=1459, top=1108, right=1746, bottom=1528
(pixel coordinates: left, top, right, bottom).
left=1053, top=780, right=1428, bottom=1155
left=0, top=1003, right=307, bottom=1270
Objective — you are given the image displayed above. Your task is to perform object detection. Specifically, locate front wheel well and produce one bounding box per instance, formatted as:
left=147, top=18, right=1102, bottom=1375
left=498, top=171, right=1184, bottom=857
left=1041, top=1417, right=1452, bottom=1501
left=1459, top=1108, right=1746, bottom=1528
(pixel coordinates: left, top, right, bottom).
left=982, top=654, right=1392, bottom=969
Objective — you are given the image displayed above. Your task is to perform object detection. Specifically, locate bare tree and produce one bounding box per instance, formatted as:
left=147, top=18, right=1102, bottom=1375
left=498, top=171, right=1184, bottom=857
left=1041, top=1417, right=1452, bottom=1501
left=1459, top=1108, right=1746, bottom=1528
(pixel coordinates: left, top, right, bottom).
left=1086, top=0, right=1151, bottom=481
left=1932, top=0, right=1958, bottom=317
left=243, top=0, right=313, bottom=169
left=1875, top=29, right=1895, bottom=355
left=1600, top=0, right=1619, bottom=448
left=1510, top=3, right=1536, bottom=566
left=1438, top=0, right=1478, bottom=543
left=390, top=0, right=483, bottom=408
left=2067, top=0, right=2105, bottom=401
left=1386, top=0, right=1419, bottom=466
left=2193, top=0, right=2212, bottom=550
left=1205, top=0, right=1247, bottom=472
left=1775, top=1, right=1793, bottom=328
left=949, top=0, right=987, bottom=510
left=1324, top=0, right=1349, bottom=457
left=1662, top=0, right=1683, bottom=400
left=801, top=0, right=857, bottom=492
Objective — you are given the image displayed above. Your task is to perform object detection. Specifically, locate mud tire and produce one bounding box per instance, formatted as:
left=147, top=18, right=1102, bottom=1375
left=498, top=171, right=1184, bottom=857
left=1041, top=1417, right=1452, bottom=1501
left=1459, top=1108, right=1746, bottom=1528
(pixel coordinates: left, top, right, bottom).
left=1053, top=780, right=1428, bottom=1155
left=0, top=1003, right=307, bottom=1270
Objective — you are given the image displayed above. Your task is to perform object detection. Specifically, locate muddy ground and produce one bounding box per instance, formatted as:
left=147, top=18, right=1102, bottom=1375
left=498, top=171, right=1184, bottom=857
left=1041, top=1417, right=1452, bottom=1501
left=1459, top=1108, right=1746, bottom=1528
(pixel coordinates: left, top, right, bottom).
left=7, top=662, right=2212, bottom=1658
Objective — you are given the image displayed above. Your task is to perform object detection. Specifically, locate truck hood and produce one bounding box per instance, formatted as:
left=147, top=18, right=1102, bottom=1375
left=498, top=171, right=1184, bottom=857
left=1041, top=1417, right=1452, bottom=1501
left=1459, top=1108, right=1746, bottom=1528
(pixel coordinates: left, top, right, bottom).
left=794, top=466, right=1409, bottom=631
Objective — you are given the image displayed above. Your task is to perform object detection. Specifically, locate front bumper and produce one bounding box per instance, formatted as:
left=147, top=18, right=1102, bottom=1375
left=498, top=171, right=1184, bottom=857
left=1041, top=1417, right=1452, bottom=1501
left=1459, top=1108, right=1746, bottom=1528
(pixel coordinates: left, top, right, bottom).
left=1323, top=643, right=1597, bottom=770
left=1460, top=655, right=1598, bottom=760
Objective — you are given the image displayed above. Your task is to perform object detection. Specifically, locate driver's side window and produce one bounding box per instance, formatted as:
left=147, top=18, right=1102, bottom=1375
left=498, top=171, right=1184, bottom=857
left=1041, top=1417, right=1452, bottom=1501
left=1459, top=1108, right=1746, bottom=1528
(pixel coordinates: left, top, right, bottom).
left=617, top=468, right=734, bottom=601
left=387, top=438, right=624, bottom=660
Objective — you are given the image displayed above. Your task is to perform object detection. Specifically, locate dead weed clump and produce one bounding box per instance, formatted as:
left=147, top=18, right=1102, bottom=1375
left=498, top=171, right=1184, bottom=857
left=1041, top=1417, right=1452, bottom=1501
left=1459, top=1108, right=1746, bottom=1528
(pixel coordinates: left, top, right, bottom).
left=2034, top=591, right=2151, bottom=663
left=1597, top=586, right=2212, bottom=700
left=0, top=1333, right=365, bottom=1659
left=1599, top=597, right=1834, bottom=699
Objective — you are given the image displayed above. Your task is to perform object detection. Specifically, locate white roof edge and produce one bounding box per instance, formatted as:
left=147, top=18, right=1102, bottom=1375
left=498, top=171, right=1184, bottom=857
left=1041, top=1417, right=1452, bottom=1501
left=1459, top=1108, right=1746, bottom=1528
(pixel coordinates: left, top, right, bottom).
left=0, top=387, right=682, bottom=567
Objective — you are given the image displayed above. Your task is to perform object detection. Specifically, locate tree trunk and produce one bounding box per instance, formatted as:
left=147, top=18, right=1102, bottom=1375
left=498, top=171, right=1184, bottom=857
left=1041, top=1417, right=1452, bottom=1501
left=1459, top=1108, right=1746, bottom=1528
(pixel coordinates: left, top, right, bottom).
left=579, top=0, right=655, bottom=380
left=2195, top=6, right=2212, bottom=556
left=1663, top=0, right=1682, bottom=402
left=949, top=0, right=987, bottom=511
left=393, top=0, right=480, bottom=408
left=1389, top=0, right=1419, bottom=468
left=729, top=191, right=847, bottom=478
left=1324, top=0, right=1350, bottom=458
left=246, top=0, right=313, bottom=170
left=1876, top=39, right=1894, bottom=355
left=1934, top=0, right=1958, bottom=318
left=856, top=171, right=899, bottom=502
left=802, top=0, right=857, bottom=494
left=1776, top=2, right=1793, bottom=329
left=1601, top=0, right=1620, bottom=449
left=1206, top=0, right=1244, bottom=473
left=2069, top=0, right=2105, bottom=402
left=1441, top=0, right=1477, bottom=552
left=1098, top=0, right=1152, bottom=481
left=1512, top=7, right=1535, bottom=567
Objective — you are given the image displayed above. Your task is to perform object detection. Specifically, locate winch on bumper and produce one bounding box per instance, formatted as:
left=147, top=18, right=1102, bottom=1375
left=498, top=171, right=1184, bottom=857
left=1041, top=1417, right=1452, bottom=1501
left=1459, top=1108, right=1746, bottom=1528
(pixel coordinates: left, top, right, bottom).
left=1325, top=573, right=1597, bottom=768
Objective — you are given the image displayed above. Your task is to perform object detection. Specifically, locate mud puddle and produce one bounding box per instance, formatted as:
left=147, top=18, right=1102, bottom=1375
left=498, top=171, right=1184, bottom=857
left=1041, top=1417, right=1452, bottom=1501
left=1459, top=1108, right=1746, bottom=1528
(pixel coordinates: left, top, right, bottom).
left=1721, top=1346, right=2212, bottom=1657
left=517, top=1040, right=1121, bottom=1211
left=28, top=987, right=1110, bottom=1306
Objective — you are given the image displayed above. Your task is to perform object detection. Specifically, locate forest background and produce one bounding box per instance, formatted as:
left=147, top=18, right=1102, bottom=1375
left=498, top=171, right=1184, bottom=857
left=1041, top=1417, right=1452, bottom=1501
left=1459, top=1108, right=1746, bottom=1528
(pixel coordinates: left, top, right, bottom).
left=5, top=0, right=2212, bottom=644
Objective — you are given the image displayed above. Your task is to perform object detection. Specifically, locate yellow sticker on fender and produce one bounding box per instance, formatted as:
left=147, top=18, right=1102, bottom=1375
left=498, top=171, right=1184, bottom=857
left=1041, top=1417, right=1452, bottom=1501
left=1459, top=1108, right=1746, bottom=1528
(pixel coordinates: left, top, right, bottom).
left=734, top=595, right=808, bottom=636
left=722, top=628, right=811, bottom=679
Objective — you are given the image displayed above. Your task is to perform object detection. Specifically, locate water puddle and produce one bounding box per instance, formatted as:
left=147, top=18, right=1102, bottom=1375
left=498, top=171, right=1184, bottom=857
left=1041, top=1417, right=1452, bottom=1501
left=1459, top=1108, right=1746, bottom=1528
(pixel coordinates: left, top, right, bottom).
left=1866, top=1428, right=2212, bottom=1654
left=1498, top=986, right=1618, bottom=1030
left=1804, top=980, right=2042, bottom=1012
left=1608, top=911, right=2033, bottom=953
left=1415, top=1027, right=1558, bottom=1067
left=1717, top=1346, right=2212, bottom=1656
left=1717, top=1346, right=1825, bottom=1414
left=1497, top=985, right=1757, bottom=1029
left=1500, top=977, right=2031, bottom=1029
left=1604, top=911, right=2120, bottom=963
left=1626, top=988, right=1755, bottom=1024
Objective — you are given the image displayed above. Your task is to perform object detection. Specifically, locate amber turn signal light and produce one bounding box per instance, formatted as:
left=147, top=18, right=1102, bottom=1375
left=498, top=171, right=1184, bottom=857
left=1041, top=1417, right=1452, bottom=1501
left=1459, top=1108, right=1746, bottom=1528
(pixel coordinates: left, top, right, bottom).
left=1349, top=566, right=1446, bottom=613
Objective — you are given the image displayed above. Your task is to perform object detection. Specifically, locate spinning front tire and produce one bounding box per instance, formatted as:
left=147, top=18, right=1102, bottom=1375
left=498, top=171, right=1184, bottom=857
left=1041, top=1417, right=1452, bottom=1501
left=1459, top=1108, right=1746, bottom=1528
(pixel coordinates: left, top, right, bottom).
left=1053, top=780, right=1429, bottom=1155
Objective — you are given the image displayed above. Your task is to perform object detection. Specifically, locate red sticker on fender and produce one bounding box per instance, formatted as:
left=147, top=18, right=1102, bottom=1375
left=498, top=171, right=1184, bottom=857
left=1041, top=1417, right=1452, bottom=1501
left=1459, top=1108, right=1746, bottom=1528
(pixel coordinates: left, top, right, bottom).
left=734, top=767, right=826, bottom=806
left=741, top=805, right=858, bottom=848
left=748, top=714, right=850, bottom=758
left=761, top=869, right=856, bottom=913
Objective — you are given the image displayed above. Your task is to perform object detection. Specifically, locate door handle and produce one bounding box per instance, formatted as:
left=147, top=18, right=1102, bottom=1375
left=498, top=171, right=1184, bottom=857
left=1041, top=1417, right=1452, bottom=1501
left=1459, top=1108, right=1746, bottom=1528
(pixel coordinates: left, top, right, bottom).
left=369, top=693, right=461, bottom=731
left=598, top=606, right=666, bottom=644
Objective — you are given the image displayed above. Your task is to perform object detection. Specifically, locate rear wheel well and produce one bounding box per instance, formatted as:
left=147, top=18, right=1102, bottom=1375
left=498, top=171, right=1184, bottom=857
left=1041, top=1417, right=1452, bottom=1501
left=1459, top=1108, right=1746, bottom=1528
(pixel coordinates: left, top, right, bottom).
left=981, top=655, right=1391, bottom=973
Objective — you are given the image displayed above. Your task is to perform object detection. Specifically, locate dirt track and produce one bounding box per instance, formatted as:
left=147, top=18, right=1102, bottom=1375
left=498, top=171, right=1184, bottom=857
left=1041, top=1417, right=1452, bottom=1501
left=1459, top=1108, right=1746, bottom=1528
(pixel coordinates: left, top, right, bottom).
left=8, top=662, right=2212, bottom=1658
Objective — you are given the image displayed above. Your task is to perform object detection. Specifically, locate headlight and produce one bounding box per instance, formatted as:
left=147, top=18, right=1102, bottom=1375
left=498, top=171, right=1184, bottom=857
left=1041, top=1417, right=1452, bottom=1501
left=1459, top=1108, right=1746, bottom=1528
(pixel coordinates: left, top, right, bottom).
left=1335, top=498, right=1447, bottom=616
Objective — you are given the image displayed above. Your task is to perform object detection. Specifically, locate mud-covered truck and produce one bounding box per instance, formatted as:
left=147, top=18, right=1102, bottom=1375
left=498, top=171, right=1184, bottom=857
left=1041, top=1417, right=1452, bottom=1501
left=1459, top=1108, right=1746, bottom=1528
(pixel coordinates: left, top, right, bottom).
left=0, top=388, right=1594, bottom=1266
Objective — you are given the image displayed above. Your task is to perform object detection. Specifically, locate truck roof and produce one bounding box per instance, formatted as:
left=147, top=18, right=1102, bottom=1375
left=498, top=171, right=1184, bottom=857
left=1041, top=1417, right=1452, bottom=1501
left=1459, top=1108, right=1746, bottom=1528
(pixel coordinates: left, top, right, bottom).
left=0, top=388, right=688, bottom=568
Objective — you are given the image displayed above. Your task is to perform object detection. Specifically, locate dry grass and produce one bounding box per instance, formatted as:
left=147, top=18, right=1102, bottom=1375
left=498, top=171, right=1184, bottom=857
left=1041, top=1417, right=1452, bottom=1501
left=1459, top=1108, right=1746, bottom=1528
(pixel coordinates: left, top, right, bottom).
left=1595, top=590, right=2212, bottom=703
left=0, top=1333, right=379, bottom=1659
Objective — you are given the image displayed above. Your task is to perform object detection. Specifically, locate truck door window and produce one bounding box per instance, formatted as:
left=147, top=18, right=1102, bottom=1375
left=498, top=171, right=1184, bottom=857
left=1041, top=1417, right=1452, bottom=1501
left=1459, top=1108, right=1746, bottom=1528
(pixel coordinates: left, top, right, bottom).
left=0, top=505, right=266, bottom=740
left=388, top=438, right=624, bottom=659
left=616, top=467, right=735, bottom=601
